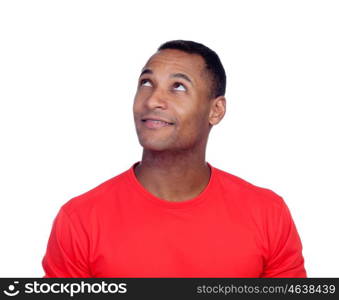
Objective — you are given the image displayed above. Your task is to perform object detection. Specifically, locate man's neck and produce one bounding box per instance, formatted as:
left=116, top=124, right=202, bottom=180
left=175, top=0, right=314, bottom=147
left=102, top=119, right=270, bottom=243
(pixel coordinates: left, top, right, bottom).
left=134, top=149, right=211, bottom=202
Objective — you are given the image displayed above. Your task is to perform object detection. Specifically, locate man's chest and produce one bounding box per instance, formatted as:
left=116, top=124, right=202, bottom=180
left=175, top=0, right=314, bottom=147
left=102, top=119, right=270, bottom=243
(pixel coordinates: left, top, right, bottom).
left=89, top=209, right=264, bottom=277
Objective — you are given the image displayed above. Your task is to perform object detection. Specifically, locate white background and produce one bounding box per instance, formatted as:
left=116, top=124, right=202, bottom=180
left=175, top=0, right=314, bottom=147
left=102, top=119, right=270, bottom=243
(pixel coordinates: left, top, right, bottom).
left=0, top=0, right=338, bottom=277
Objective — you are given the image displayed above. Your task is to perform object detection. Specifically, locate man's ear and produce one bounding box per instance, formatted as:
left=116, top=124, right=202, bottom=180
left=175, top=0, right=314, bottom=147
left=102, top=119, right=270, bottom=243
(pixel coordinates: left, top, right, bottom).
left=209, top=96, right=226, bottom=125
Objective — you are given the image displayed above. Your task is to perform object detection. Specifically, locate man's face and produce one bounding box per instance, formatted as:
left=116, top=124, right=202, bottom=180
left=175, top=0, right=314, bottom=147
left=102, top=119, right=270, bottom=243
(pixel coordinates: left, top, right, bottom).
left=133, top=49, right=213, bottom=152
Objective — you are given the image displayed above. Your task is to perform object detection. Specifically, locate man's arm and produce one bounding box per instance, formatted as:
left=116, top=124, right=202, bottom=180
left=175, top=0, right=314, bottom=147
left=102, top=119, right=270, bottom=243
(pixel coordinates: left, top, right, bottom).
left=261, top=197, right=307, bottom=278
left=42, top=207, right=91, bottom=277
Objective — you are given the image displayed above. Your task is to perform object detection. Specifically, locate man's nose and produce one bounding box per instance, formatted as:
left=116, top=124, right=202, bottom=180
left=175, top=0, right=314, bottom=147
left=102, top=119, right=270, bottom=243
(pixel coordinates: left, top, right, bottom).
left=144, top=87, right=168, bottom=110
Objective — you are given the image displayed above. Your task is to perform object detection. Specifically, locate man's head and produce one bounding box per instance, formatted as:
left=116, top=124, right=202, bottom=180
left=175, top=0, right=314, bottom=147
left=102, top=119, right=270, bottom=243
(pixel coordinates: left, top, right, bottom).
left=133, top=40, right=226, bottom=152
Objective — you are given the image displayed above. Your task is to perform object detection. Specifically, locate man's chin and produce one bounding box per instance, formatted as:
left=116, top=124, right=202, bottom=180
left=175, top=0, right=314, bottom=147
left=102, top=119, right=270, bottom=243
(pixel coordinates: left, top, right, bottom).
left=141, top=143, right=171, bottom=152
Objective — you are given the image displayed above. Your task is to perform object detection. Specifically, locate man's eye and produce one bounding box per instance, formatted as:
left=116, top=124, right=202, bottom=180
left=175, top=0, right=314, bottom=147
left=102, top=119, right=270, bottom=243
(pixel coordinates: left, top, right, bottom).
left=173, top=82, right=186, bottom=91
left=140, top=79, right=152, bottom=87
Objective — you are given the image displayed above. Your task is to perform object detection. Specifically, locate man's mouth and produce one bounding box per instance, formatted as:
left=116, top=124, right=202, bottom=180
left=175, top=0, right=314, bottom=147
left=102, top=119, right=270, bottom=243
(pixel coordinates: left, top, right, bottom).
left=141, top=119, right=174, bottom=129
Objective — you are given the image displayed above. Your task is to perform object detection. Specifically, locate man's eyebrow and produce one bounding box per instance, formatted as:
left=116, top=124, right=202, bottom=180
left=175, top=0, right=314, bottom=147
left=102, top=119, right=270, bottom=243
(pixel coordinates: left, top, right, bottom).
left=170, top=73, right=193, bottom=84
left=139, top=68, right=152, bottom=77
left=139, top=69, right=193, bottom=85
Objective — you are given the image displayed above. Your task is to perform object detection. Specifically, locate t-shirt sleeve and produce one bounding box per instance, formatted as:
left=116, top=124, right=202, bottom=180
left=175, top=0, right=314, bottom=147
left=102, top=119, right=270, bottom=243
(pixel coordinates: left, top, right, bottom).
left=261, top=197, right=307, bottom=278
left=42, top=207, right=91, bottom=278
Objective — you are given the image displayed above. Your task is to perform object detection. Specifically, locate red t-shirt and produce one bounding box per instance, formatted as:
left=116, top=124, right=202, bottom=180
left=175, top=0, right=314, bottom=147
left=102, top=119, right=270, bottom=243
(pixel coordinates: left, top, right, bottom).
left=42, top=162, right=306, bottom=277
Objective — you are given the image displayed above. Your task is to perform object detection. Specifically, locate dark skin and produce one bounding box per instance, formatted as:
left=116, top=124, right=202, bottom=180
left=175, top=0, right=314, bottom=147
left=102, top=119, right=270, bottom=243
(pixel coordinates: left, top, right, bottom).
left=133, top=49, right=226, bottom=202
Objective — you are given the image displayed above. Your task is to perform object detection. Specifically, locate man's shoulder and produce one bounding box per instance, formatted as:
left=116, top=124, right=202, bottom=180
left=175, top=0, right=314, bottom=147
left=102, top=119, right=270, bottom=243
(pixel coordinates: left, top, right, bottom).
left=61, top=167, right=131, bottom=216
left=213, top=165, right=284, bottom=210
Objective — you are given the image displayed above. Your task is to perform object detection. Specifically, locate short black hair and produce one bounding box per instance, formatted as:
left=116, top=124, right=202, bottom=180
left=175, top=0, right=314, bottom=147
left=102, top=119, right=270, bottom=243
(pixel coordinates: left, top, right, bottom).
left=158, top=40, right=226, bottom=98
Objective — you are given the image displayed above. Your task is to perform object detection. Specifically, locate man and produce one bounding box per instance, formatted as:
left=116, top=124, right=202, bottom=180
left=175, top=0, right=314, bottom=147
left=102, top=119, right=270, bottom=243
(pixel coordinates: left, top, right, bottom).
left=42, top=40, right=306, bottom=277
